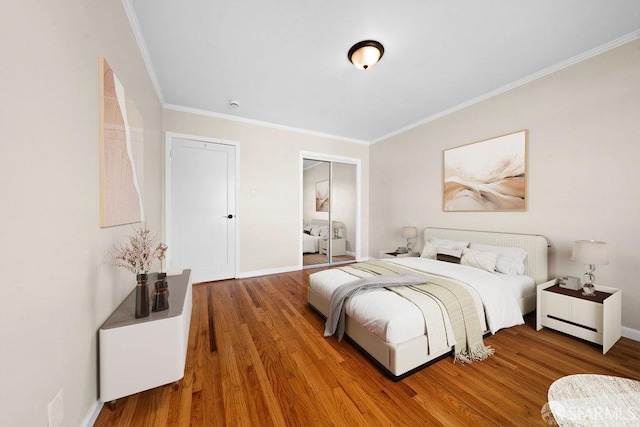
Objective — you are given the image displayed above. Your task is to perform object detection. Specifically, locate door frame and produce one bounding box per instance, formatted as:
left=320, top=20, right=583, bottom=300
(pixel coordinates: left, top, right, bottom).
left=165, top=132, right=241, bottom=279
left=299, top=151, right=362, bottom=269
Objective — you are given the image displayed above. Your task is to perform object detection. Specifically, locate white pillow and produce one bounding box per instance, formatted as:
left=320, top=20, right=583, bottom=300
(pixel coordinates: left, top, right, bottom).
left=430, top=237, right=470, bottom=250
left=420, top=242, right=437, bottom=259
left=318, top=226, right=329, bottom=238
left=461, top=248, right=498, bottom=272
left=303, top=225, right=313, bottom=232
left=469, top=243, right=527, bottom=275
left=310, top=227, right=320, bottom=236
left=421, top=238, right=470, bottom=259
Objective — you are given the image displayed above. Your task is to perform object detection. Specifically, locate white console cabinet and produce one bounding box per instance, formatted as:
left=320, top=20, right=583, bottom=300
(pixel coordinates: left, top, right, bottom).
left=320, top=238, right=346, bottom=256
left=536, top=279, right=621, bottom=354
left=99, top=270, right=192, bottom=404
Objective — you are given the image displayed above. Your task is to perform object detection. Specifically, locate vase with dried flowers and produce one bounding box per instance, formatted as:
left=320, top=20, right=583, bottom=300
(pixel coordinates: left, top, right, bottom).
left=109, top=223, right=167, bottom=318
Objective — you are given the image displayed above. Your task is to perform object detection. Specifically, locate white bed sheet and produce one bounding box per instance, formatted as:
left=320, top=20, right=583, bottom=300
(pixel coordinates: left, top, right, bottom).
left=303, top=234, right=324, bottom=253
left=309, top=258, right=528, bottom=344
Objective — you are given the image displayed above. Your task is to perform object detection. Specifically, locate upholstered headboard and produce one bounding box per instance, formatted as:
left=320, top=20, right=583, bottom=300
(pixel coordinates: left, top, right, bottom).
left=424, top=228, right=549, bottom=284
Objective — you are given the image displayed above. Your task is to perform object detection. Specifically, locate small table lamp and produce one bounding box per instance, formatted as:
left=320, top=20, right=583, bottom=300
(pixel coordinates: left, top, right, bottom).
left=402, top=226, right=418, bottom=253
left=571, top=240, right=608, bottom=296
left=332, top=221, right=345, bottom=238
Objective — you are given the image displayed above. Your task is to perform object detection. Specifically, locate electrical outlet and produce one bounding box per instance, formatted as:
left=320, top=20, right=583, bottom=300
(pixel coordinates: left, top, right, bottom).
left=48, top=388, right=64, bottom=427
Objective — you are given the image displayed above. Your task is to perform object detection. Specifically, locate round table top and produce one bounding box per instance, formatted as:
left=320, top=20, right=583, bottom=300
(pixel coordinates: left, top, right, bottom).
left=546, top=374, right=640, bottom=426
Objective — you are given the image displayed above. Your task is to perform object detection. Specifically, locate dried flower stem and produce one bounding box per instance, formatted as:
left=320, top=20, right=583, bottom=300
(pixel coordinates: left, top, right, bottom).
left=109, top=223, right=167, bottom=275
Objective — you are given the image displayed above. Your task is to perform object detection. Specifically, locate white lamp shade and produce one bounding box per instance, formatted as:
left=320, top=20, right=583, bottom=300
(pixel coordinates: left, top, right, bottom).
left=331, top=221, right=345, bottom=229
left=572, top=240, right=608, bottom=265
left=402, top=226, right=418, bottom=239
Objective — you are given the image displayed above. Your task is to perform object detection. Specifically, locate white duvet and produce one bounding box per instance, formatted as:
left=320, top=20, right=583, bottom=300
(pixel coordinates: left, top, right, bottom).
left=308, top=257, right=527, bottom=345
left=303, top=233, right=325, bottom=253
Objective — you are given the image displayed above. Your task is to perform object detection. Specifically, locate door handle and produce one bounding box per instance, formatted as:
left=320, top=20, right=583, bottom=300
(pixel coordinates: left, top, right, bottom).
left=225, top=214, right=234, bottom=219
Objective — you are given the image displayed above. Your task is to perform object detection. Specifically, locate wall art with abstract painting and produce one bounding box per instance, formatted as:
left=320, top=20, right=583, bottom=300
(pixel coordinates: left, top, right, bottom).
left=315, top=180, right=330, bottom=212
left=99, top=56, right=145, bottom=227
left=443, top=130, right=526, bottom=211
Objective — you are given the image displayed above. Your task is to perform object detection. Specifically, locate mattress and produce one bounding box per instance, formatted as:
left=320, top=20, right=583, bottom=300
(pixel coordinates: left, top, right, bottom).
left=308, top=257, right=531, bottom=344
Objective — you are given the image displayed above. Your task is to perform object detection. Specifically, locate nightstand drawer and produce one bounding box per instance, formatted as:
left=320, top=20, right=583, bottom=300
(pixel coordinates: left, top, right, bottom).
left=542, top=292, right=602, bottom=331
left=571, top=298, right=603, bottom=331
left=542, top=291, right=570, bottom=320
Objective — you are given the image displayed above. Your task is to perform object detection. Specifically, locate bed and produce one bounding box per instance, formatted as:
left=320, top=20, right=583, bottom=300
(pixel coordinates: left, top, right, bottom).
left=302, top=219, right=330, bottom=253
left=307, top=227, right=549, bottom=379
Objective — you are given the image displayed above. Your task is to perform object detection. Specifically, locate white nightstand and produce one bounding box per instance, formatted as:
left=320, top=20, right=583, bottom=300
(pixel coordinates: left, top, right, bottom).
left=320, top=238, right=346, bottom=256
left=536, top=279, right=621, bottom=354
left=379, top=250, right=420, bottom=259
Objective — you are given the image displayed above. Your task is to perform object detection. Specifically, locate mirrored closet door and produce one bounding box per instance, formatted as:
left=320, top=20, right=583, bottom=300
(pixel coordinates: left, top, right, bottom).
left=302, top=157, right=357, bottom=267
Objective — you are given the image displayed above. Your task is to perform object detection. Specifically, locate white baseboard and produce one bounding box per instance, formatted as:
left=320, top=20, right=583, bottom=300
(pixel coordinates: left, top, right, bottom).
left=622, top=326, right=640, bottom=342
left=237, top=265, right=300, bottom=279
left=82, top=400, right=103, bottom=426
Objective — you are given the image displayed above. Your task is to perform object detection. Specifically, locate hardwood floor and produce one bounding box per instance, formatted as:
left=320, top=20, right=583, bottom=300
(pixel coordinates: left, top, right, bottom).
left=303, top=252, right=356, bottom=266
left=95, top=268, right=640, bottom=426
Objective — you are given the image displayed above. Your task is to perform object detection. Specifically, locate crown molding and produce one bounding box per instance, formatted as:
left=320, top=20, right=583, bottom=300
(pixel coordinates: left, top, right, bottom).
left=371, top=30, right=640, bottom=144
left=163, top=104, right=371, bottom=145
left=121, top=0, right=165, bottom=104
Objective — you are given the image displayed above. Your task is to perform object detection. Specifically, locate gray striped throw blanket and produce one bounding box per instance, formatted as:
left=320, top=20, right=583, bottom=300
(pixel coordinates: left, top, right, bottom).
left=324, top=260, right=494, bottom=363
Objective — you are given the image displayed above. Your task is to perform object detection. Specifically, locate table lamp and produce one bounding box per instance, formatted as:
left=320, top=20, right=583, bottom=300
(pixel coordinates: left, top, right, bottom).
left=402, top=226, right=418, bottom=253
left=571, top=240, right=608, bottom=296
left=332, top=221, right=345, bottom=238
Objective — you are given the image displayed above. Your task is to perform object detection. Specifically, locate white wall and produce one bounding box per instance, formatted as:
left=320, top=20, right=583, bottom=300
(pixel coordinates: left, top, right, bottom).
left=370, top=40, right=640, bottom=331
left=0, top=1, right=162, bottom=425
left=163, top=109, right=369, bottom=275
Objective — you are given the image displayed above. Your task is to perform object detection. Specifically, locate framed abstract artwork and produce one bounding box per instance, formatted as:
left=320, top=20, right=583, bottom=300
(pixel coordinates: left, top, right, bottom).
left=315, top=180, right=329, bottom=212
left=443, top=130, right=527, bottom=212
left=99, top=56, right=145, bottom=227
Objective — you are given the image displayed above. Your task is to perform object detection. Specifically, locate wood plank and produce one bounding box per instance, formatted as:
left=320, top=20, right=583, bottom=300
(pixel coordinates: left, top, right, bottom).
left=94, top=269, right=640, bottom=426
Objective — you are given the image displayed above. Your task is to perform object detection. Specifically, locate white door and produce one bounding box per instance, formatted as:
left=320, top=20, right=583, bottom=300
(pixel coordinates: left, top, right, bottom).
left=168, top=137, right=236, bottom=282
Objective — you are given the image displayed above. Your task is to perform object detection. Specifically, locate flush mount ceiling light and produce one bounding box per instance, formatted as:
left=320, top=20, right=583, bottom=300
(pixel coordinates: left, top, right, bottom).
left=348, top=40, right=384, bottom=70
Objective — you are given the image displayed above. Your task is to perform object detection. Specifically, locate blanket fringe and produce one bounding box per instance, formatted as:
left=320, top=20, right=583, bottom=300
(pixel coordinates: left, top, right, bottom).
left=454, top=344, right=495, bottom=364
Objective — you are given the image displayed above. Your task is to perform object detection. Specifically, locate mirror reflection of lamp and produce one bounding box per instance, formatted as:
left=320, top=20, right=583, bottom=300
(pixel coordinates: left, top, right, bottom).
left=402, top=226, right=418, bottom=253
left=571, top=240, right=608, bottom=296
left=332, top=221, right=345, bottom=239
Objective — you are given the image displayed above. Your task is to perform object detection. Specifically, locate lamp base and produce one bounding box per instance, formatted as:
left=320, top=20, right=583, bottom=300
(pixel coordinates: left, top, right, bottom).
left=581, top=282, right=596, bottom=297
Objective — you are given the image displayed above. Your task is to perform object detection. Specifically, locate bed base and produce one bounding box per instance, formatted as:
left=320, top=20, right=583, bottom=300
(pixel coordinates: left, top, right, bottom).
left=306, top=299, right=454, bottom=381
left=344, top=330, right=454, bottom=382
left=309, top=286, right=453, bottom=377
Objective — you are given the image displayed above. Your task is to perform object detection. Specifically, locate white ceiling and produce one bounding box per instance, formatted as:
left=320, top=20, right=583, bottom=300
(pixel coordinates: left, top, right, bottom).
left=129, top=0, right=640, bottom=143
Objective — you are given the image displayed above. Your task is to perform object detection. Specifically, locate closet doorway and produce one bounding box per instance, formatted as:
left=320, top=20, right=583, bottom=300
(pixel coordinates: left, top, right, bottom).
left=301, top=153, right=360, bottom=268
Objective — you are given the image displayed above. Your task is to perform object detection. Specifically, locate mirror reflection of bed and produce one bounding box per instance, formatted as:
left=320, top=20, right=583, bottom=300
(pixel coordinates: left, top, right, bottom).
left=302, top=220, right=355, bottom=266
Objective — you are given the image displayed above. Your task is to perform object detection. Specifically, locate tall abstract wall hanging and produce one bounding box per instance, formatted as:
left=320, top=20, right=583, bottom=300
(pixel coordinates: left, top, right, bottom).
left=315, top=180, right=330, bottom=212
left=99, top=56, right=144, bottom=227
left=443, top=130, right=527, bottom=212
